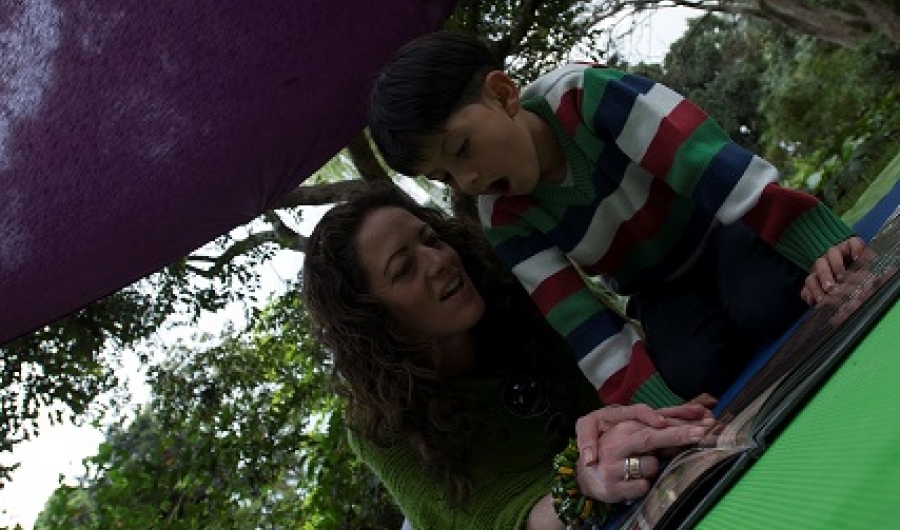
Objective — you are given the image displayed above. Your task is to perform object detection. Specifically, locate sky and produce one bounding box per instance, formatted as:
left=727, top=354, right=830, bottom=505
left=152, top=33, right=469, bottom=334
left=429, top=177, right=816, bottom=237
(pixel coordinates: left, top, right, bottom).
left=0, top=8, right=699, bottom=528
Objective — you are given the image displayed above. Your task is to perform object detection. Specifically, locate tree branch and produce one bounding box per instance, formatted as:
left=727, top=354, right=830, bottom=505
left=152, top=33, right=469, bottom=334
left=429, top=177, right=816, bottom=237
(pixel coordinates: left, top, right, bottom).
left=186, top=231, right=287, bottom=278
left=855, top=0, right=900, bottom=46
left=494, top=0, right=543, bottom=61
left=345, top=131, right=391, bottom=182
left=270, top=179, right=371, bottom=210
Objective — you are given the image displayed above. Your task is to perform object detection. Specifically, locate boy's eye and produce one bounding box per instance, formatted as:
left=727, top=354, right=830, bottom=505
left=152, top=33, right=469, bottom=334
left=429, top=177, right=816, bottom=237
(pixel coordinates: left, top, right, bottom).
left=438, top=172, right=457, bottom=189
left=455, top=139, right=469, bottom=157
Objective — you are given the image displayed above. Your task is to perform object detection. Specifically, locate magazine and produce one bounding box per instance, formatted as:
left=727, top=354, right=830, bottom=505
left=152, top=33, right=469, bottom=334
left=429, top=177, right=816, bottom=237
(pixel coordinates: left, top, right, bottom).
left=617, top=205, right=900, bottom=530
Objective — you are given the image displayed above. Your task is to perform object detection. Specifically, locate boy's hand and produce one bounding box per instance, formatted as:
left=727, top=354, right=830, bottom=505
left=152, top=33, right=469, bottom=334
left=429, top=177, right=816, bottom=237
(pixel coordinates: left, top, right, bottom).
left=802, top=236, right=868, bottom=305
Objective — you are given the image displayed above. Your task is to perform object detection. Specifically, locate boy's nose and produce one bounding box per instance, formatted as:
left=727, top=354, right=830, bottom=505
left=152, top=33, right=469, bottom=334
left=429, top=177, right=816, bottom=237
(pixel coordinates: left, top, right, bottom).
left=453, top=167, right=479, bottom=192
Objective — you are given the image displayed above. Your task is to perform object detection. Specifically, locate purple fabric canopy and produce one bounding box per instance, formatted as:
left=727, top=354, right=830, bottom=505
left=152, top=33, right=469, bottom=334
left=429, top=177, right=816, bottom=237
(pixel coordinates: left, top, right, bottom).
left=0, top=0, right=455, bottom=344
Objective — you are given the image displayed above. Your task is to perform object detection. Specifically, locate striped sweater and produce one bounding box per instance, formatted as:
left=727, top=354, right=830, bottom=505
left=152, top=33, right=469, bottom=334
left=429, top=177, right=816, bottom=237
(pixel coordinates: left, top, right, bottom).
left=477, top=64, right=853, bottom=408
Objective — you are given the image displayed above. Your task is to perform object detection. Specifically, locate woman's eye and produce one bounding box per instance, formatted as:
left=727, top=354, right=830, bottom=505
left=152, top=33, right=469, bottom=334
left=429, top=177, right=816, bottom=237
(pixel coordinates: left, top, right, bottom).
left=393, top=260, right=413, bottom=280
left=423, top=232, right=442, bottom=247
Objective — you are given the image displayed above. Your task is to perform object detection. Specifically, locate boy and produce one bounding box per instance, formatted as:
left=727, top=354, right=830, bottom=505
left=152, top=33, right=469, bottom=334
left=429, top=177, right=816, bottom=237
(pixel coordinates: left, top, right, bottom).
left=368, top=31, right=864, bottom=408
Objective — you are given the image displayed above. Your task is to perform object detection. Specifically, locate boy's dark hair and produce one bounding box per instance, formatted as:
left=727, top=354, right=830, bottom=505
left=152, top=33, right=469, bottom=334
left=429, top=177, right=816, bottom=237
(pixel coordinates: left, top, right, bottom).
left=368, top=31, right=500, bottom=176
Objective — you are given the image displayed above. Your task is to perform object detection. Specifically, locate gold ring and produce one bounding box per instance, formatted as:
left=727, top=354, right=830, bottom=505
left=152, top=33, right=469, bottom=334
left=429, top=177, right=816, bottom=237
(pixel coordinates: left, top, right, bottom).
left=624, top=456, right=642, bottom=481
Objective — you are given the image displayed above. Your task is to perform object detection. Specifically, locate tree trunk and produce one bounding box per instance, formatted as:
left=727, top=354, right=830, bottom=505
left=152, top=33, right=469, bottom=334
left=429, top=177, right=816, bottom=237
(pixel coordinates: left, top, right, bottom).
left=658, top=0, right=900, bottom=48
left=345, top=131, right=392, bottom=182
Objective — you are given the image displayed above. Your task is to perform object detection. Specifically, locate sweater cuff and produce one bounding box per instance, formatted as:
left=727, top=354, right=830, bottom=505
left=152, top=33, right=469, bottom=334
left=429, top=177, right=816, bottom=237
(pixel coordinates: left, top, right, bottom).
left=630, top=374, right=684, bottom=408
left=775, top=204, right=855, bottom=270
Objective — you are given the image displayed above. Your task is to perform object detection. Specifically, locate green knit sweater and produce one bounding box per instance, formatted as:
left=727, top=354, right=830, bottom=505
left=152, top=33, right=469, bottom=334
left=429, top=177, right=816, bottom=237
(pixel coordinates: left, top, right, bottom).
left=347, top=361, right=602, bottom=529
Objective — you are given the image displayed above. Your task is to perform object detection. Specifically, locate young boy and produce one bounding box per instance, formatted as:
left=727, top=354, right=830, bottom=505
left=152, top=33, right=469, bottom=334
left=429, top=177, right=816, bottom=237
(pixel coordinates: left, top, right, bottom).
left=367, top=31, right=865, bottom=408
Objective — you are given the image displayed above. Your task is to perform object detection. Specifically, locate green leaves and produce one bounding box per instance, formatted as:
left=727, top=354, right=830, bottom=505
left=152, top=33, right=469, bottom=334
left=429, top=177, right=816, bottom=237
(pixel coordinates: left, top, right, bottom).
left=35, top=287, right=401, bottom=529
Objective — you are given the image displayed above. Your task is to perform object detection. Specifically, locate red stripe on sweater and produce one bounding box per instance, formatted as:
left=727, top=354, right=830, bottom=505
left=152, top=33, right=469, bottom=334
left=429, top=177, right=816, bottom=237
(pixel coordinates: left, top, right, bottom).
left=598, top=340, right=656, bottom=405
left=531, top=266, right=585, bottom=315
left=490, top=195, right=536, bottom=226
left=592, top=180, right=675, bottom=273
left=556, top=87, right=583, bottom=136
left=741, top=184, right=819, bottom=245
left=641, top=99, right=707, bottom=178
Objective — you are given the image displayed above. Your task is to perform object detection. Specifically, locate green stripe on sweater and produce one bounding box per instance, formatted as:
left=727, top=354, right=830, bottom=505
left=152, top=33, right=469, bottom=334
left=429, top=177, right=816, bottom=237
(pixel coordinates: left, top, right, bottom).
left=545, top=287, right=609, bottom=336
left=631, top=373, right=685, bottom=408
left=775, top=204, right=854, bottom=270
left=615, top=197, right=695, bottom=290
left=667, top=118, right=729, bottom=196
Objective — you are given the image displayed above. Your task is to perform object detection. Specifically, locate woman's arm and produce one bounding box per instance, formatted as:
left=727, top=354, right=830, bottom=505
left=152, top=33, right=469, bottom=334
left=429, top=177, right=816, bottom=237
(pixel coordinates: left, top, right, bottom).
left=526, top=495, right=566, bottom=530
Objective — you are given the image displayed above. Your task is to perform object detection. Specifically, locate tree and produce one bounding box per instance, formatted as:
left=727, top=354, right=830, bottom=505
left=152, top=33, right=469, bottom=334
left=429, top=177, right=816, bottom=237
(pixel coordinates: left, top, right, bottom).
left=33, top=485, right=96, bottom=530
left=605, top=0, right=900, bottom=49
left=35, top=287, right=402, bottom=529
left=757, top=26, right=900, bottom=209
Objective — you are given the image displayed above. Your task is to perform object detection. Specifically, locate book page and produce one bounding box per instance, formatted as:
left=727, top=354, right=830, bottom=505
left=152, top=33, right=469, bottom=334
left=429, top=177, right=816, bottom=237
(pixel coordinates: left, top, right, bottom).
left=618, top=208, right=900, bottom=528
left=617, top=382, right=782, bottom=529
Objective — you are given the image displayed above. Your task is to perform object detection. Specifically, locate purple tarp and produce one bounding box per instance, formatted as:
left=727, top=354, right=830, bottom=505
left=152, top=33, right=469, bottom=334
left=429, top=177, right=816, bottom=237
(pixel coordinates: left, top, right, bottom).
left=0, top=0, right=455, bottom=344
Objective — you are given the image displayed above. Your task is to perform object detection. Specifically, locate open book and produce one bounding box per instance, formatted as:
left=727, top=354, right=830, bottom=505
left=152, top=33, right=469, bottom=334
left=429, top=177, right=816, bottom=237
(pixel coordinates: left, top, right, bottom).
left=617, top=205, right=900, bottom=530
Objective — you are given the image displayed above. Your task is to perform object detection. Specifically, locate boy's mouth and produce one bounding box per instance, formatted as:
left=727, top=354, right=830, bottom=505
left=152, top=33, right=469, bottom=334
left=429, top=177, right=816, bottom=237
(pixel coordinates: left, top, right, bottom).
left=486, top=177, right=510, bottom=195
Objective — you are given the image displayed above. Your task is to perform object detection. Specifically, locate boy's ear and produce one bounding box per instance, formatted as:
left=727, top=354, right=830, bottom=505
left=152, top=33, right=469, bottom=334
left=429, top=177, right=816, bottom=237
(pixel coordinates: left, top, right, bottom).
left=483, top=70, right=520, bottom=117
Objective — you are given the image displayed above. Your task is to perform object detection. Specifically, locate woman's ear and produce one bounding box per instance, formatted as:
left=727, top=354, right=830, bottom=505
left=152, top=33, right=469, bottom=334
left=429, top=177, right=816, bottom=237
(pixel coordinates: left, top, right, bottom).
left=483, top=70, right=521, bottom=117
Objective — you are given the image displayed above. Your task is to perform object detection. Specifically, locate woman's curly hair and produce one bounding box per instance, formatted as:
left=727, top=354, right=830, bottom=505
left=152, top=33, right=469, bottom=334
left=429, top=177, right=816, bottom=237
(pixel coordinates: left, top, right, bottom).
left=301, top=181, right=570, bottom=505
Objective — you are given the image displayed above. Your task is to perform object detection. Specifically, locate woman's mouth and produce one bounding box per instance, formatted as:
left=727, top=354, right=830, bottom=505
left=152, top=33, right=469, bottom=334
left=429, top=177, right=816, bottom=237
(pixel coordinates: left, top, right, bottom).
left=440, top=276, right=464, bottom=301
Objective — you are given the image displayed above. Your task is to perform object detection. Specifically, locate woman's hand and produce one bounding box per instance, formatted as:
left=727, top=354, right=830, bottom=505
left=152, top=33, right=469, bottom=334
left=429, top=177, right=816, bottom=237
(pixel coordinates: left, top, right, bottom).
left=575, top=402, right=712, bottom=466
left=575, top=418, right=710, bottom=504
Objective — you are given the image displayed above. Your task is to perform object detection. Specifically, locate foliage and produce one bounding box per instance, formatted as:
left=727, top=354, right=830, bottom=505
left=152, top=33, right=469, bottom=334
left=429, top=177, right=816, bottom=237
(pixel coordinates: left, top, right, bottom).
left=0, top=276, right=175, bottom=485
left=33, top=287, right=401, bottom=529
left=444, top=0, right=614, bottom=81
left=0, top=244, right=274, bottom=486
left=32, top=485, right=96, bottom=530
left=759, top=32, right=900, bottom=211
left=648, top=15, right=769, bottom=153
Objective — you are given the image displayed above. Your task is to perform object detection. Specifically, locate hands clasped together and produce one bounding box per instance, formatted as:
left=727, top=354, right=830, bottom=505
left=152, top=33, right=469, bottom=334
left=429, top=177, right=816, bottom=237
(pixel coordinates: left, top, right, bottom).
left=572, top=396, right=717, bottom=504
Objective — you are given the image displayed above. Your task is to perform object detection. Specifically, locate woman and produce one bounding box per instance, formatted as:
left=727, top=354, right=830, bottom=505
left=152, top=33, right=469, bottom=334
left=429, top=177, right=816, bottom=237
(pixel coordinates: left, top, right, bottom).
left=302, top=183, right=712, bottom=529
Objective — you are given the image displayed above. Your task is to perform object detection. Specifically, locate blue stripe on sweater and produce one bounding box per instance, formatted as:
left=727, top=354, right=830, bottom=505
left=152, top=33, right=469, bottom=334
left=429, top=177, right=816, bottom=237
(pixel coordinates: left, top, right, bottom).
left=691, top=142, right=753, bottom=213
left=618, top=73, right=656, bottom=95
left=547, top=146, right=630, bottom=252
left=492, top=230, right=553, bottom=267
left=619, top=205, right=716, bottom=292
left=567, top=307, right=624, bottom=361
left=593, top=80, right=637, bottom=143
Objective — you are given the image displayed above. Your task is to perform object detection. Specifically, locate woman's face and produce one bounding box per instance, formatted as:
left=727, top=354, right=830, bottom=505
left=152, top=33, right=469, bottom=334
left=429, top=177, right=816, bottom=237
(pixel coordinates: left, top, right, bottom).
left=356, top=206, right=486, bottom=344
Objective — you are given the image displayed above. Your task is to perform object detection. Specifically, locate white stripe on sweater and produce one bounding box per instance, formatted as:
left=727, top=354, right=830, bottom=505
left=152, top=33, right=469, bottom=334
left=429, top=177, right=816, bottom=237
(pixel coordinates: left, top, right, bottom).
left=578, top=324, right=642, bottom=389
left=477, top=194, right=499, bottom=227
left=616, top=84, right=683, bottom=162
left=569, top=163, right=653, bottom=266
left=511, top=247, right=570, bottom=294
left=717, top=155, right=779, bottom=224
left=522, top=63, right=586, bottom=106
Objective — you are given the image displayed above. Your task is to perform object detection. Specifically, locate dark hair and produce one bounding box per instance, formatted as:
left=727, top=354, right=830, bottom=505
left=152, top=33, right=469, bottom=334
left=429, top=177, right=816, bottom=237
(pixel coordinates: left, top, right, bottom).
left=368, top=31, right=501, bottom=176
left=301, top=182, right=569, bottom=506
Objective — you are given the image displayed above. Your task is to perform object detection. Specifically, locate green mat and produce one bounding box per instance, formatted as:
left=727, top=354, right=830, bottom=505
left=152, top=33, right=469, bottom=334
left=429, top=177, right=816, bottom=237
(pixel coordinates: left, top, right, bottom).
left=695, top=302, right=900, bottom=529
left=842, top=151, right=900, bottom=226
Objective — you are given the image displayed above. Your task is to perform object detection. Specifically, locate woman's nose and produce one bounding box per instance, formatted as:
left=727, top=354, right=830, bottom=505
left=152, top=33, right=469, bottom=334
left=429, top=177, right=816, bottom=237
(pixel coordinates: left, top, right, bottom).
left=421, top=246, right=450, bottom=276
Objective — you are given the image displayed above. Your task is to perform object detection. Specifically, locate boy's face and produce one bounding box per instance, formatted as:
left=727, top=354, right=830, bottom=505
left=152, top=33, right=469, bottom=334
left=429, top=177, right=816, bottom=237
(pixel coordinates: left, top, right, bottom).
left=414, top=72, right=542, bottom=197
